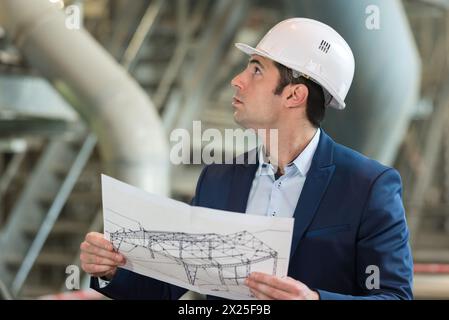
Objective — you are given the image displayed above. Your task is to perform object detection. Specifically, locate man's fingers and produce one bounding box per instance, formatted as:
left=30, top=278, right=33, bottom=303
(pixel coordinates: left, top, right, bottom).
left=79, top=232, right=126, bottom=279
left=246, top=278, right=291, bottom=300
left=81, top=232, right=125, bottom=264
left=85, top=232, right=114, bottom=251
left=249, top=272, right=300, bottom=294
left=80, top=241, right=125, bottom=264
left=249, top=287, right=273, bottom=300
left=81, top=263, right=115, bottom=276
left=80, top=252, right=122, bottom=267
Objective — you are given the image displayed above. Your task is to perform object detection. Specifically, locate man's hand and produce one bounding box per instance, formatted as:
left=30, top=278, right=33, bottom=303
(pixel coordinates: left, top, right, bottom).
left=245, top=272, right=319, bottom=300
left=80, top=232, right=126, bottom=280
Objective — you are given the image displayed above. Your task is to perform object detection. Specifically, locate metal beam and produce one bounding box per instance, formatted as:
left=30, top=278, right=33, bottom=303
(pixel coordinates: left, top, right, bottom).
left=0, top=0, right=170, bottom=194
left=175, top=0, right=250, bottom=131
left=121, top=0, right=165, bottom=71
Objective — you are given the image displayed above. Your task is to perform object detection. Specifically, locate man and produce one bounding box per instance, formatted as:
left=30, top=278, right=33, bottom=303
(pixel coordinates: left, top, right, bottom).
left=80, top=18, right=413, bottom=300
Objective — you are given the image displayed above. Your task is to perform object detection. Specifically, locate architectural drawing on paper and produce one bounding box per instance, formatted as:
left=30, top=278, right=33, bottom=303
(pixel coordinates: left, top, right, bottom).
left=108, top=226, right=278, bottom=286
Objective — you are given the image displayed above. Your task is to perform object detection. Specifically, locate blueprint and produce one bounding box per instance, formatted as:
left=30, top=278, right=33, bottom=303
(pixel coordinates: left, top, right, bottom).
left=101, top=174, right=294, bottom=300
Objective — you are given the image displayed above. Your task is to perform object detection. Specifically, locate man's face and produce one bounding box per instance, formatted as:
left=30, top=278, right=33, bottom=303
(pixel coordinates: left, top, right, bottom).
left=231, top=55, right=283, bottom=130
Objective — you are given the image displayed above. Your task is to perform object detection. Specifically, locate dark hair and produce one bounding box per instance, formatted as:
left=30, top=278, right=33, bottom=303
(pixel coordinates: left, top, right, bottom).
left=273, top=62, right=325, bottom=128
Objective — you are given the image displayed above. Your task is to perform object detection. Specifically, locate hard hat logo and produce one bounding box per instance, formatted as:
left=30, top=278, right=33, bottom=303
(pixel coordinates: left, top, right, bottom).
left=235, top=18, right=355, bottom=110
left=318, top=40, right=331, bottom=53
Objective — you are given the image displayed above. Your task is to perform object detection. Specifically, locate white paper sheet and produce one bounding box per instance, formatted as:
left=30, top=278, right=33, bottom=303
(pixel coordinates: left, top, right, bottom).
left=101, top=174, right=294, bottom=300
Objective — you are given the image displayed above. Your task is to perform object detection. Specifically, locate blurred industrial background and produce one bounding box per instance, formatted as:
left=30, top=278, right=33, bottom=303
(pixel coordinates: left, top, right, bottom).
left=0, top=0, right=448, bottom=299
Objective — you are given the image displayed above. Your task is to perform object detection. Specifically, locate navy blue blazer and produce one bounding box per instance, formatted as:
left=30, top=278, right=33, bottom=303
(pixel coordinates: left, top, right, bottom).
left=92, top=130, right=413, bottom=300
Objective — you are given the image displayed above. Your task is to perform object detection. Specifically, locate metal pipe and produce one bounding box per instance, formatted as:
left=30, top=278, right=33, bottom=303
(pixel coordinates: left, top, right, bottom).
left=285, top=0, right=421, bottom=165
left=0, top=0, right=170, bottom=195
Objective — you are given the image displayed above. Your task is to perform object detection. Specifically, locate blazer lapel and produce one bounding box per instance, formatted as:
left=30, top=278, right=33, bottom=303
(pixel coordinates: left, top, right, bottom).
left=227, top=149, right=259, bottom=213
left=289, top=130, right=336, bottom=258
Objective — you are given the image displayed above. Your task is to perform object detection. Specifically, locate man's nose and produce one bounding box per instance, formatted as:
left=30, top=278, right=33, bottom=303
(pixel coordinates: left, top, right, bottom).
left=231, top=72, right=244, bottom=90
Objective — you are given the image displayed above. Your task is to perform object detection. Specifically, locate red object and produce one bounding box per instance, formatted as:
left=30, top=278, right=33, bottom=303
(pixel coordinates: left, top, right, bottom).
left=414, top=263, right=449, bottom=274
left=38, top=289, right=105, bottom=300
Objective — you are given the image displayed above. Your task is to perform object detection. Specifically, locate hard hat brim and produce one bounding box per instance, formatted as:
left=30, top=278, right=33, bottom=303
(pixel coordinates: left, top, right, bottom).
left=235, top=43, right=346, bottom=110
left=235, top=43, right=273, bottom=63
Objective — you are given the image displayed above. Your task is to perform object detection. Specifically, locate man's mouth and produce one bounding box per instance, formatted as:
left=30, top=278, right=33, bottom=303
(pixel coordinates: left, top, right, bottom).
left=232, top=96, right=243, bottom=106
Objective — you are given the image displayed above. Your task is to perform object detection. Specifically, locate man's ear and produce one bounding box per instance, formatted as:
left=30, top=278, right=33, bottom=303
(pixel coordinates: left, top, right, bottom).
left=285, top=84, right=308, bottom=108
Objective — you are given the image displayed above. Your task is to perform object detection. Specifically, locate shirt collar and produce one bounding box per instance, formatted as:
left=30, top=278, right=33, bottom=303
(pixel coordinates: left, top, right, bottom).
left=291, top=128, right=320, bottom=176
left=257, top=128, right=321, bottom=177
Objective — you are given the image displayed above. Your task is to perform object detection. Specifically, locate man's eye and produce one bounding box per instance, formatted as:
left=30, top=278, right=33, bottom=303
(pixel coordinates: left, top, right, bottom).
left=253, top=66, right=262, bottom=75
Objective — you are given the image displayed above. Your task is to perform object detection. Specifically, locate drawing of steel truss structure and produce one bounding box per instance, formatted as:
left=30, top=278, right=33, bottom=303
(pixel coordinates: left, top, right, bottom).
left=109, top=228, right=278, bottom=286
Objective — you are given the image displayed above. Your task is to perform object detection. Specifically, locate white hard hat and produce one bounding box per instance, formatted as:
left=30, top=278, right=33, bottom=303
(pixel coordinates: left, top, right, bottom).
left=235, top=18, right=355, bottom=110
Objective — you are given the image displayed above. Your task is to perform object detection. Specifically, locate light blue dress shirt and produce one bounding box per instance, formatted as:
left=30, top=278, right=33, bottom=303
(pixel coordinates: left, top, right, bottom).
left=245, top=128, right=321, bottom=218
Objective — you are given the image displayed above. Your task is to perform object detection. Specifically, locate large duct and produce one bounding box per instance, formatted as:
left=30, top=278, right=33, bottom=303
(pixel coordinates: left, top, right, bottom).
left=285, top=0, right=421, bottom=165
left=0, top=0, right=169, bottom=194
